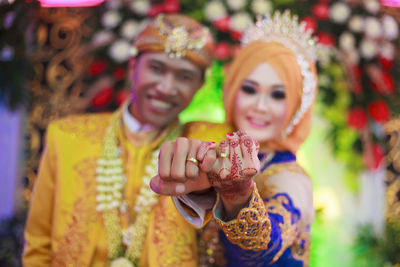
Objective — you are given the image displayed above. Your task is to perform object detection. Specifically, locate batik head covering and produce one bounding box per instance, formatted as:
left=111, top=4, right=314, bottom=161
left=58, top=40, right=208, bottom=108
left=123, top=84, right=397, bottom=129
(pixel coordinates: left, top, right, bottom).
left=224, top=11, right=318, bottom=153
left=133, top=14, right=214, bottom=69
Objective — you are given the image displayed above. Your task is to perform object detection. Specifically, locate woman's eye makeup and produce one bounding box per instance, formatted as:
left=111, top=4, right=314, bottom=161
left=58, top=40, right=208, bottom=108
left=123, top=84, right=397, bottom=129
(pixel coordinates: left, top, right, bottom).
left=271, top=90, right=285, bottom=99
left=241, top=84, right=256, bottom=94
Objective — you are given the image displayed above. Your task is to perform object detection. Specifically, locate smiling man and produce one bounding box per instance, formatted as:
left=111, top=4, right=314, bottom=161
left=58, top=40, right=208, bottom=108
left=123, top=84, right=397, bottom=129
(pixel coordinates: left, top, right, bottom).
left=23, top=14, right=215, bottom=267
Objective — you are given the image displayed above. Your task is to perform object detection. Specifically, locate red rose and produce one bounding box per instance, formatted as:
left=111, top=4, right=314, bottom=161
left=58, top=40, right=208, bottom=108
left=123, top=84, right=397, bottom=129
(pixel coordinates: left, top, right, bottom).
left=148, top=5, right=163, bottom=17
left=371, top=71, right=394, bottom=95
left=214, top=42, right=231, bottom=61
left=312, top=3, right=330, bottom=20
left=113, top=67, right=125, bottom=81
left=92, top=87, right=113, bottom=108
left=317, top=32, right=335, bottom=47
left=347, top=107, right=367, bottom=130
left=163, top=0, right=180, bottom=13
left=351, top=65, right=363, bottom=95
left=301, top=16, right=317, bottom=32
left=378, top=55, right=393, bottom=70
left=213, top=16, right=230, bottom=32
left=115, top=90, right=131, bottom=106
left=368, top=100, right=391, bottom=124
left=88, top=60, right=107, bottom=76
left=230, top=31, right=242, bottom=41
left=365, top=143, right=385, bottom=171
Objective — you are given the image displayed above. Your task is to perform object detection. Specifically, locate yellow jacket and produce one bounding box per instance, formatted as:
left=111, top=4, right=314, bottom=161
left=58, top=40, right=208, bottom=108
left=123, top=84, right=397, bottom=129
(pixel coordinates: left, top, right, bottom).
left=23, top=112, right=230, bottom=267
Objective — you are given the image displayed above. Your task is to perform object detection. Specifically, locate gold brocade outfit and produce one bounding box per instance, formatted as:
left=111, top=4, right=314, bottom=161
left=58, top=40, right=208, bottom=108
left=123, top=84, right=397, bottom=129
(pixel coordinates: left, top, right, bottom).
left=23, top=111, right=227, bottom=267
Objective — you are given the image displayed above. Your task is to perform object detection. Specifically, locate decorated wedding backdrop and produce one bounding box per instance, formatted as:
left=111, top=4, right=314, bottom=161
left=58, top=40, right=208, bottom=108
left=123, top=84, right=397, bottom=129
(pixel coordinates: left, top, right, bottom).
left=0, top=0, right=399, bottom=266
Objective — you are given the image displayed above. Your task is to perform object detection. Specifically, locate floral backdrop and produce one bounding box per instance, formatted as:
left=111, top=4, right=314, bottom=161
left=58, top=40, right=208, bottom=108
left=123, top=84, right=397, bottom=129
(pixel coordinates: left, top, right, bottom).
left=1, top=0, right=399, bottom=266
left=82, top=0, right=400, bottom=189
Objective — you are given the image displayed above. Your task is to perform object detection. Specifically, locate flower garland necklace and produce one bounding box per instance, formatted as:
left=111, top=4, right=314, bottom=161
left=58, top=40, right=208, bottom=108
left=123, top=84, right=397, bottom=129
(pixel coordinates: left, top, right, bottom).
left=95, top=111, right=181, bottom=267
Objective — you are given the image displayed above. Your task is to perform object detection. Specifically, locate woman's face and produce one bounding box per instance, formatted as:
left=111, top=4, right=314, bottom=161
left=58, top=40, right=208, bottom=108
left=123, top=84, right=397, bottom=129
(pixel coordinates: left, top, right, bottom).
left=233, top=62, right=287, bottom=143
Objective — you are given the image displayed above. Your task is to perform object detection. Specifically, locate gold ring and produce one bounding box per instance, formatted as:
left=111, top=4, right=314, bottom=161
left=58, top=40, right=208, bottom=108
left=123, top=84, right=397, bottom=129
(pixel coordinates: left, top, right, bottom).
left=219, top=153, right=229, bottom=158
left=186, top=157, right=199, bottom=166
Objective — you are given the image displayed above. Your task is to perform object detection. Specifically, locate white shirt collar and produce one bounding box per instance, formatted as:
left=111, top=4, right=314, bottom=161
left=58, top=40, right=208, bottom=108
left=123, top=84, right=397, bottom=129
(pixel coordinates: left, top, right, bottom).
left=122, top=103, right=155, bottom=133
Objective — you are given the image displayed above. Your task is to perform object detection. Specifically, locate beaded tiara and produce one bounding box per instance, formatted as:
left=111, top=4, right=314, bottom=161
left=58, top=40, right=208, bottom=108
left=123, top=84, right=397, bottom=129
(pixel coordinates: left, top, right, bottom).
left=242, top=10, right=318, bottom=137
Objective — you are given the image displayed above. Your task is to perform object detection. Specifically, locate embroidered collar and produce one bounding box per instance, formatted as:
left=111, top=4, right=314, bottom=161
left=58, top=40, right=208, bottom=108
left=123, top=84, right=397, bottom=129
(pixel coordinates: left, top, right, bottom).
left=259, top=151, right=296, bottom=172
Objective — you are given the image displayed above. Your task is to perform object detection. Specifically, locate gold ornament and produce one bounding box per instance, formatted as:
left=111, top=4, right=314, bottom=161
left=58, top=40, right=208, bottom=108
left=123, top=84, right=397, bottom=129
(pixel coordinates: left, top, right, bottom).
left=156, top=14, right=209, bottom=58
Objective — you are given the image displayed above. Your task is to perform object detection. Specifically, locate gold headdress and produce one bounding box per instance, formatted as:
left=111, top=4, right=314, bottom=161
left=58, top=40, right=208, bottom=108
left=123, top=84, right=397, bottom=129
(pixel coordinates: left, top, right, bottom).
left=242, top=10, right=318, bottom=137
left=132, top=14, right=214, bottom=69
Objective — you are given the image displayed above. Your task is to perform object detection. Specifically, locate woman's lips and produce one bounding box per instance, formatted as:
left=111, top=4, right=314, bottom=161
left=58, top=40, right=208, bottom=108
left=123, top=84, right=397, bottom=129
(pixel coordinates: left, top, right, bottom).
left=247, top=116, right=270, bottom=128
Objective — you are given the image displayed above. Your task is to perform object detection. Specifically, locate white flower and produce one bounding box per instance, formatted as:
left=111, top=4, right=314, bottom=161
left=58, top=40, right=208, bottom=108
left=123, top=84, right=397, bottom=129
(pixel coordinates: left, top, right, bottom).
left=230, top=12, right=252, bottom=32
left=330, top=2, right=351, bottom=24
left=380, top=42, right=395, bottom=60
left=347, top=49, right=360, bottom=64
left=130, top=0, right=150, bottom=16
left=364, top=17, right=382, bottom=38
left=363, top=0, right=380, bottom=14
left=105, top=0, right=122, bottom=9
left=348, top=15, right=364, bottom=33
left=92, top=31, right=114, bottom=46
left=102, top=10, right=121, bottom=29
left=339, top=32, right=356, bottom=50
left=382, top=15, right=399, bottom=40
left=359, top=38, right=378, bottom=59
left=226, top=0, right=246, bottom=11
left=121, top=20, right=140, bottom=40
left=109, top=39, right=131, bottom=63
left=251, top=0, right=273, bottom=15
left=204, top=1, right=227, bottom=21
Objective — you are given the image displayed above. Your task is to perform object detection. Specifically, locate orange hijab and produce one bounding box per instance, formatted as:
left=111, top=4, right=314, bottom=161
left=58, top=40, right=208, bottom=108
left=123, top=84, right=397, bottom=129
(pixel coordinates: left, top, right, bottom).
left=224, top=41, right=318, bottom=154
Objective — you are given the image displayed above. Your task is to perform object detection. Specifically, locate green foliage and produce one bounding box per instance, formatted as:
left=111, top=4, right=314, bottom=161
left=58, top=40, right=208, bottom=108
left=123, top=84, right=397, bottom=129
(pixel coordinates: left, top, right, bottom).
left=353, top=223, right=400, bottom=267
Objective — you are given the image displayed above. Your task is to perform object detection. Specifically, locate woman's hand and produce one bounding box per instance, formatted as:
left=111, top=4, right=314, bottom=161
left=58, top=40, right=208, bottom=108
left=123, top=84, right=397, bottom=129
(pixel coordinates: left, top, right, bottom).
left=209, top=130, right=260, bottom=199
left=209, top=130, right=260, bottom=219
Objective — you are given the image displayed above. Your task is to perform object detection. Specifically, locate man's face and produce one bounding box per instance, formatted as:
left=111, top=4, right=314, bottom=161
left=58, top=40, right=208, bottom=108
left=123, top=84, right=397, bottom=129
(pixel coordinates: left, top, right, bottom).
left=130, top=52, right=204, bottom=128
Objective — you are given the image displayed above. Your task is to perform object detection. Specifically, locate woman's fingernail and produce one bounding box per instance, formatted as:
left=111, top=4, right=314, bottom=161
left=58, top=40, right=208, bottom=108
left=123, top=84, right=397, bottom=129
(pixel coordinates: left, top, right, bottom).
left=175, top=184, right=186, bottom=194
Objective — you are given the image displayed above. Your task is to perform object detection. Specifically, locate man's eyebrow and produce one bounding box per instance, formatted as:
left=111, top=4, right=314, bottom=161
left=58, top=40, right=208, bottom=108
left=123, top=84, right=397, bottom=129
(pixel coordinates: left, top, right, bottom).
left=149, top=58, right=199, bottom=77
left=148, top=59, right=165, bottom=66
left=178, top=69, right=198, bottom=77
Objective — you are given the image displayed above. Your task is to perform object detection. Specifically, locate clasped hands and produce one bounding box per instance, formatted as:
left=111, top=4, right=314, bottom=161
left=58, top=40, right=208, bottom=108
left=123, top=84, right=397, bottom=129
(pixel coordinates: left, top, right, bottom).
left=150, top=130, right=260, bottom=202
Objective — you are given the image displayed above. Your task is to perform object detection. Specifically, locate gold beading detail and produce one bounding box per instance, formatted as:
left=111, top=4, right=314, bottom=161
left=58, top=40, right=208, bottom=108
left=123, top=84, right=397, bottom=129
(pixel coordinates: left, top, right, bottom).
left=214, top=184, right=272, bottom=251
left=291, top=230, right=310, bottom=266
left=266, top=195, right=299, bottom=263
left=156, top=14, right=209, bottom=58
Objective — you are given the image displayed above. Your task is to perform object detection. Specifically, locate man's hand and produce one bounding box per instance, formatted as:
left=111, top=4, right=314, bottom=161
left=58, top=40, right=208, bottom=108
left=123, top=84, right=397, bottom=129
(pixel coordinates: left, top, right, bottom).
left=150, top=138, right=217, bottom=195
